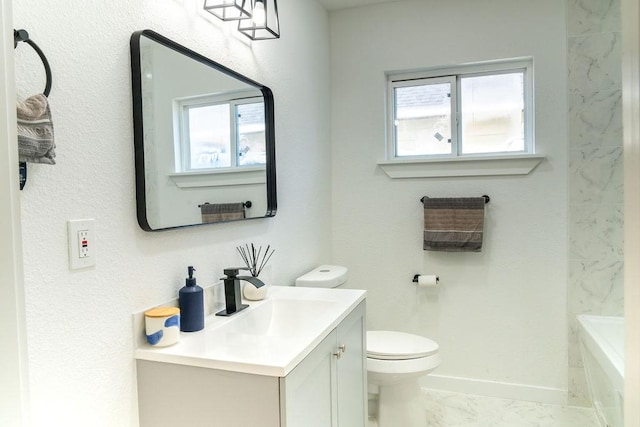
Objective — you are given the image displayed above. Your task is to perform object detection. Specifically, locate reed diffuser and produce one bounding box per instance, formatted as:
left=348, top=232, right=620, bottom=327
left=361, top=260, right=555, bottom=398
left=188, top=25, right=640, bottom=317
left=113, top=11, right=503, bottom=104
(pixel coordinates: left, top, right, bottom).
left=236, top=243, right=275, bottom=278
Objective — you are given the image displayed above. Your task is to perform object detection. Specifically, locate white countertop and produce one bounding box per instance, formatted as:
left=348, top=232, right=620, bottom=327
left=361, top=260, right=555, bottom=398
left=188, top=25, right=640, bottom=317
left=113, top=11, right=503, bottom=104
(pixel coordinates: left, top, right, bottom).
left=135, top=286, right=366, bottom=377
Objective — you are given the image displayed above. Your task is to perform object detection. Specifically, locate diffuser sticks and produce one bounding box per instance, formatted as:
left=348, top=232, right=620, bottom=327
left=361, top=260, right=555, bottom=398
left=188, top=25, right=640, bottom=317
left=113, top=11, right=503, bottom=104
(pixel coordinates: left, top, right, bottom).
left=236, top=243, right=275, bottom=277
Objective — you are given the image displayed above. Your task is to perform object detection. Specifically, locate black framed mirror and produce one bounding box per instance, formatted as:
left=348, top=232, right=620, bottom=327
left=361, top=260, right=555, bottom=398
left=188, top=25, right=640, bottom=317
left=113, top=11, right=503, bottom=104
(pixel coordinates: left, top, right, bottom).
left=130, top=29, right=276, bottom=231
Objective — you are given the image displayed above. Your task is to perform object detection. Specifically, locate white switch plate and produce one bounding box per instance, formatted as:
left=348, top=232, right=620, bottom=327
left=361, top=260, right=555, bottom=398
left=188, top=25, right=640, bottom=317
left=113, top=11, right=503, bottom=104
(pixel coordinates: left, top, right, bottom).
left=67, top=219, right=96, bottom=270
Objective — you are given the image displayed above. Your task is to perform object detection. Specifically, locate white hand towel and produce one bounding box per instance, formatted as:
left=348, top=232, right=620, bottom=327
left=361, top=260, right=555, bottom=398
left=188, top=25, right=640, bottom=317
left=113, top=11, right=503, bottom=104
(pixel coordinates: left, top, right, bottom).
left=17, top=94, right=55, bottom=164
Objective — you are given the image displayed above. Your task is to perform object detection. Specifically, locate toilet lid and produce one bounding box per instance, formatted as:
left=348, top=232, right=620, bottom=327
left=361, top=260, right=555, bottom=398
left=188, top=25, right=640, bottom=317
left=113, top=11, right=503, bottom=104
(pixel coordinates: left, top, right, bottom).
left=367, top=330, right=439, bottom=360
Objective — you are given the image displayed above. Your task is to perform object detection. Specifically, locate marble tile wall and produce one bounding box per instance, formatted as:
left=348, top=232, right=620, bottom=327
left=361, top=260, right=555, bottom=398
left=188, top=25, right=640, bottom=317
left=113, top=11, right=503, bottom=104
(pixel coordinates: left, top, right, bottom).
left=566, top=0, right=624, bottom=406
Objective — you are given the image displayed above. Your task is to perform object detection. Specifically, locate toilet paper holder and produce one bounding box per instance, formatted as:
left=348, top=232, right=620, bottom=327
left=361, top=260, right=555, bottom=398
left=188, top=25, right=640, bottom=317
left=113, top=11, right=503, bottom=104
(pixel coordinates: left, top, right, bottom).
left=412, top=274, right=439, bottom=284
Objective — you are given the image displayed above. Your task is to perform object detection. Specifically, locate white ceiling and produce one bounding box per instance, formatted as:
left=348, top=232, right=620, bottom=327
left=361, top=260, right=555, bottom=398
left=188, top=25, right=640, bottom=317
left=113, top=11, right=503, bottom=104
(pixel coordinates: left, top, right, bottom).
left=318, top=0, right=408, bottom=12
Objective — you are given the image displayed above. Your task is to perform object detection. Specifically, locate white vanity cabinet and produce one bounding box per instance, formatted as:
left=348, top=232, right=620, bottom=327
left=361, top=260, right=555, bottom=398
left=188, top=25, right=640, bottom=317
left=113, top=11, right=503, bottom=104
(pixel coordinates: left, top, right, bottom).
left=136, top=299, right=366, bottom=427
left=281, top=300, right=366, bottom=427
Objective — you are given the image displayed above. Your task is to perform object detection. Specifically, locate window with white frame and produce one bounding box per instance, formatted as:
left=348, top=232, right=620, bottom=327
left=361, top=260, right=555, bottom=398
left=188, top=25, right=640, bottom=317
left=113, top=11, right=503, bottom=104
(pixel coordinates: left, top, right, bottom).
left=387, top=59, right=533, bottom=159
left=176, top=94, right=266, bottom=172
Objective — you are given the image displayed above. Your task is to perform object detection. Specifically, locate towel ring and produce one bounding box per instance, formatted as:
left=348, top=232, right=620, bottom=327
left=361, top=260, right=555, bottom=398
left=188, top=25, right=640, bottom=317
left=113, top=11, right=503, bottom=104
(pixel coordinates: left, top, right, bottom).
left=14, top=29, right=52, bottom=97
left=14, top=29, right=53, bottom=191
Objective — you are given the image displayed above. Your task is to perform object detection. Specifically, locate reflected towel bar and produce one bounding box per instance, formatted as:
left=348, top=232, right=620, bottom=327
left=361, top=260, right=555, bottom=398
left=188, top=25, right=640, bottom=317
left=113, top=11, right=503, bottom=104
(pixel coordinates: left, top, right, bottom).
left=420, top=195, right=490, bottom=204
left=198, top=201, right=252, bottom=208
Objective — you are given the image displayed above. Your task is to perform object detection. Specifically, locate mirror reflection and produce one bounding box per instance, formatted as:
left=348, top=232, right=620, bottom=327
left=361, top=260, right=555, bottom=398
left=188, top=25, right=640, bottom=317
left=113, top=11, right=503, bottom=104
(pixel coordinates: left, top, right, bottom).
left=130, top=30, right=276, bottom=231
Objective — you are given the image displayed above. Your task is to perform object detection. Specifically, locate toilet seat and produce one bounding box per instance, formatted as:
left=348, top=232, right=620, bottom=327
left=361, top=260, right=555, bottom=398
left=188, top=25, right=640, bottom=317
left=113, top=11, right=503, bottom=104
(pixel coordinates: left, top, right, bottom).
left=367, top=330, right=439, bottom=360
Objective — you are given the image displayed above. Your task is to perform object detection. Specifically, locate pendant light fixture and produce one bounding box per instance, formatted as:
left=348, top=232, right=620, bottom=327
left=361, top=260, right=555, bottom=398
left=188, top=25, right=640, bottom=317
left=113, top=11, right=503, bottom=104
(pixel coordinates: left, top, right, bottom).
left=238, top=0, right=280, bottom=40
left=203, top=0, right=252, bottom=21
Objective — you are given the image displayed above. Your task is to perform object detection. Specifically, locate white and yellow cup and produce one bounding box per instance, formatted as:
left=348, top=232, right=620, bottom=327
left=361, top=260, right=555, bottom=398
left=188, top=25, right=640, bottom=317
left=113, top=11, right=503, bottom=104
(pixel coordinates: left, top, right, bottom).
left=144, top=307, right=180, bottom=347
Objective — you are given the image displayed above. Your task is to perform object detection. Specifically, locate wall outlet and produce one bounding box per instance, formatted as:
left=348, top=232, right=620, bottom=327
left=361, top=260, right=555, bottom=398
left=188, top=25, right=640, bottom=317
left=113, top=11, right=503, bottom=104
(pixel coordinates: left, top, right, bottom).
left=67, top=219, right=96, bottom=270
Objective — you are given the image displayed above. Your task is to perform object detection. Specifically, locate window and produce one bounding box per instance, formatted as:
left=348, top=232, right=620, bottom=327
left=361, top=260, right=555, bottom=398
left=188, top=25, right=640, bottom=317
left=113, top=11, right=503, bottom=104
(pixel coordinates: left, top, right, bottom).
left=387, top=59, right=533, bottom=160
left=176, top=94, right=266, bottom=172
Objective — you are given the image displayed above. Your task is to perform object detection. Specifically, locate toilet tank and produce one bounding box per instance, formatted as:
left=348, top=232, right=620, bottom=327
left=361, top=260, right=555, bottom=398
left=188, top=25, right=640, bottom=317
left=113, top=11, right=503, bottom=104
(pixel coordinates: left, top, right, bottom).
left=295, top=265, right=348, bottom=288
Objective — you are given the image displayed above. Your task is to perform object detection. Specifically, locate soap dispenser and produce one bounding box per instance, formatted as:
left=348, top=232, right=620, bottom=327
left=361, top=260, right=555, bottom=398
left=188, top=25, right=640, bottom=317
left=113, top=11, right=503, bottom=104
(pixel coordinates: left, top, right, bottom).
left=179, top=266, right=204, bottom=332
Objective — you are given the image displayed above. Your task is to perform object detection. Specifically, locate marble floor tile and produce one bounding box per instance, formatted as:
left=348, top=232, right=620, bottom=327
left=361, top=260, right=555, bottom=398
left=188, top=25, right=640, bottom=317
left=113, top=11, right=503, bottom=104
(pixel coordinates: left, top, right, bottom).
left=477, top=398, right=598, bottom=427
left=548, top=404, right=600, bottom=426
left=423, top=389, right=479, bottom=427
left=417, top=389, right=598, bottom=427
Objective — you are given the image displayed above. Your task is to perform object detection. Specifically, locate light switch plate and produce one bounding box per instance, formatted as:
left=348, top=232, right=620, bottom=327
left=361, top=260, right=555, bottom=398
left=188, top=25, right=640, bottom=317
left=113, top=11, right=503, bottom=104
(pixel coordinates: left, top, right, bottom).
left=67, top=219, right=96, bottom=270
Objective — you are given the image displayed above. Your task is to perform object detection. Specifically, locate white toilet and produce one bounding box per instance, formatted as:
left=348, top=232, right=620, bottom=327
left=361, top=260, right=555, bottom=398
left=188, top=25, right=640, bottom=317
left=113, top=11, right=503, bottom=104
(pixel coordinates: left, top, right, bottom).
left=295, top=265, right=441, bottom=427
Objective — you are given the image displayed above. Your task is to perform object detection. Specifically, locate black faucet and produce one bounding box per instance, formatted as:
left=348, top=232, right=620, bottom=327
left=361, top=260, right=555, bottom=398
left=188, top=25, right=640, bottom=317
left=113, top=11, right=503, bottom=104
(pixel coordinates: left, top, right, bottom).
left=216, top=267, right=266, bottom=317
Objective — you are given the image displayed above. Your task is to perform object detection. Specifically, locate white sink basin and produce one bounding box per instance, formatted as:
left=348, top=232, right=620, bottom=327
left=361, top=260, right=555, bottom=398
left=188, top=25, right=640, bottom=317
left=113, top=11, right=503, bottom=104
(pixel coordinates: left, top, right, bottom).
left=135, top=285, right=366, bottom=377
left=213, top=298, right=337, bottom=337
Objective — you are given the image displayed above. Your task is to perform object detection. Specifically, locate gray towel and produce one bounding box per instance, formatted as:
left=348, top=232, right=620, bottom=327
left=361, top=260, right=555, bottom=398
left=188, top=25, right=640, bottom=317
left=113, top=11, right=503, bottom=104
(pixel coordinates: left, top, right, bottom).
left=17, top=94, right=55, bottom=164
left=423, top=197, right=485, bottom=252
left=201, top=202, right=245, bottom=223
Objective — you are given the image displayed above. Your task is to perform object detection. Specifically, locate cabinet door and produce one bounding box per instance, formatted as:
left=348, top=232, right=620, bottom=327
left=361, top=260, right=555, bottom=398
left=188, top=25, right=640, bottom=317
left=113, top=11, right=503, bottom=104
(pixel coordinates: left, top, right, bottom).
left=137, top=361, right=281, bottom=427
left=281, top=330, right=338, bottom=427
left=336, top=301, right=367, bottom=427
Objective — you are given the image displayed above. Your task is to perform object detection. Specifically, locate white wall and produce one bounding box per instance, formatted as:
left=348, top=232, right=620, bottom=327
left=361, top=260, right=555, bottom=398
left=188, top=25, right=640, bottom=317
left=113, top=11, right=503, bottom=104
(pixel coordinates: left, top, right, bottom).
left=12, top=0, right=331, bottom=425
left=0, top=0, right=29, bottom=424
left=330, top=0, right=569, bottom=401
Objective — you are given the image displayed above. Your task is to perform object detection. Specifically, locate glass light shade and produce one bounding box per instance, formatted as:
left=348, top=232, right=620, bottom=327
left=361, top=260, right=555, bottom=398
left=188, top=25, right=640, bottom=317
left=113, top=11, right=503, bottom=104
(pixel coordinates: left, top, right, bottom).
left=252, top=1, right=266, bottom=26
left=203, top=0, right=252, bottom=21
left=238, top=0, right=280, bottom=40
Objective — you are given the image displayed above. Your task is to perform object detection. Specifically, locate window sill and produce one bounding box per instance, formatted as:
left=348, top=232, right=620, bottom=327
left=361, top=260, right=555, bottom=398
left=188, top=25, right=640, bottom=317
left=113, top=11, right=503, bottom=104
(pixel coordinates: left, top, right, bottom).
left=377, top=154, right=545, bottom=178
left=169, top=167, right=266, bottom=188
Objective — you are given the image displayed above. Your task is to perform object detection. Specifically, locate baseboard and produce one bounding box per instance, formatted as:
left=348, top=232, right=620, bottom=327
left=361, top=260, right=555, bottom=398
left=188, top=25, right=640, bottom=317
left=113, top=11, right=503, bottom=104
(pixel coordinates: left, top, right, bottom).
left=421, top=374, right=568, bottom=405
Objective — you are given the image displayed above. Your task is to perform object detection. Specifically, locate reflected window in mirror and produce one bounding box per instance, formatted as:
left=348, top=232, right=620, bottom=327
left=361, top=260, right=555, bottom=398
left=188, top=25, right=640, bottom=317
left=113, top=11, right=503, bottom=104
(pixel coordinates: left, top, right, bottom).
left=177, top=94, right=266, bottom=171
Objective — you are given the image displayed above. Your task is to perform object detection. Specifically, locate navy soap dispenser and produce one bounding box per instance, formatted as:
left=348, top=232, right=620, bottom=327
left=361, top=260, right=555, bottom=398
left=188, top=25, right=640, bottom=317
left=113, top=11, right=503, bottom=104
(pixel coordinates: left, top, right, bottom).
left=179, top=266, right=204, bottom=332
